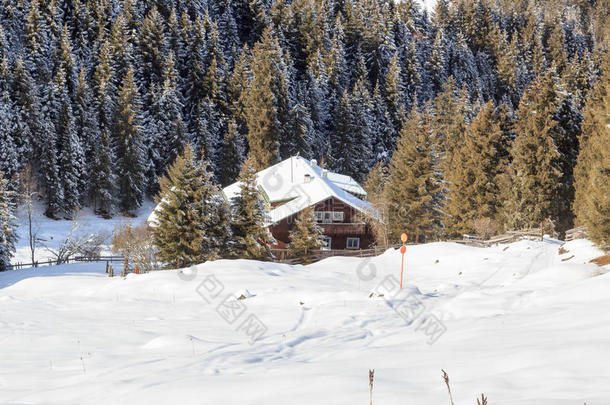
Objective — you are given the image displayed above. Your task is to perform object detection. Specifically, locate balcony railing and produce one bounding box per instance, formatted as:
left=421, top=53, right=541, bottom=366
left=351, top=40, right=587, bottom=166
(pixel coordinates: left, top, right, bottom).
left=318, top=222, right=367, bottom=235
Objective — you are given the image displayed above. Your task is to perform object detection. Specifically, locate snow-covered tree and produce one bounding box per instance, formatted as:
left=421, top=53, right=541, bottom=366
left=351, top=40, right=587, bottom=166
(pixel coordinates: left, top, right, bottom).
left=153, top=143, right=231, bottom=267
left=230, top=157, right=272, bottom=260
left=113, top=66, right=147, bottom=215
left=0, top=172, right=16, bottom=271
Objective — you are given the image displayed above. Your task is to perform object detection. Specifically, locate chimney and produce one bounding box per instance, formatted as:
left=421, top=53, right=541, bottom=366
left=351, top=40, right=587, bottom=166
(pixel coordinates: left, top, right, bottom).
left=321, top=169, right=328, bottom=179
left=311, top=159, right=317, bottom=167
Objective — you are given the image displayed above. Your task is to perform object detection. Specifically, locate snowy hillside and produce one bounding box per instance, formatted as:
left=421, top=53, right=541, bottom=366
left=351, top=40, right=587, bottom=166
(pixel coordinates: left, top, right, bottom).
left=1, top=239, right=608, bottom=404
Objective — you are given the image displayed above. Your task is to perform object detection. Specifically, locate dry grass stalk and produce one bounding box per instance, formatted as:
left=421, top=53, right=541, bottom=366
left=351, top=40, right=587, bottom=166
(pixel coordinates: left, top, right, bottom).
left=441, top=369, right=455, bottom=405
left=477, top=394, right=488, bottom=405
left=369, top=369, right=374, bottom=405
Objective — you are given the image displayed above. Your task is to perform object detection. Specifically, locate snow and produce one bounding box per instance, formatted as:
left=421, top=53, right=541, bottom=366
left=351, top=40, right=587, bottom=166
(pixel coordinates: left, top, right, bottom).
left=1, top=238, right=609, bottom=404
left=220, top=156, right=374, bottom=225
left=13, top=200, right=155, bottom=264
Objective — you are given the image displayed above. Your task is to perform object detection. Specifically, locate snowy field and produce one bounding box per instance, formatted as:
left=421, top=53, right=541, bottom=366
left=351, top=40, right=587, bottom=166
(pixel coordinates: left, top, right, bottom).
left=12, top=201, right=155, bottom=265
left=1, top=237, right=609, bottom=404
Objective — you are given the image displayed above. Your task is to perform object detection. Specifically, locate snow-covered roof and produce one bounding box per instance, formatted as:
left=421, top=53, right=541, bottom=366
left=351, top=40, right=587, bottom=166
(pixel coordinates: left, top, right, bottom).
left=222, top=156, right=374, bottom=225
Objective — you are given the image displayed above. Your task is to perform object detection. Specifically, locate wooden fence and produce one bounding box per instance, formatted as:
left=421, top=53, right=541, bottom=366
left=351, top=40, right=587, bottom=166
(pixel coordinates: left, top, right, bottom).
left=8, top=255, right=126, bottom=271
left=447, top=228, right=548, bottom=247
left=565, top=226, right=587, bottom=241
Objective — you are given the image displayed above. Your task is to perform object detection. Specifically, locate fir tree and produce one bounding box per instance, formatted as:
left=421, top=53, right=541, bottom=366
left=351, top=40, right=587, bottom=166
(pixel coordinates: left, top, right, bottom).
left=503, top=72, right=563, bottom=230
left=56, top=70, right=84, bottom=217
left=230, top=157, right=272, bottom=260
left=137, top=6, right=167, bottom=94
left=39, top=77, right=63, bottom=219
left=11, top=58, right=38, bottom=161
left=385, top=108, right=444, bottom=242
left=153, top=143, right=227, bottom=267
left=241, top=26, right=289, bottom=170
left=328, top=77, right=373, bottom=182
left=74, top=66, right=99, bottom=200
left=444, top=102, right=508, bottom=237
left=430, top=78, right=468, bottom=173
left=384, top=52, right=405, bottom=132
left=113, top=66, right=146, bottom=214
left=0, top=172, right=17, bottom=271
left=573, top=53, right=609, bottom=250
left=90, top=128, right=115, bottom=217
left=289, top=206, right=323, bottom=264
left=92, top=37, right=115, bottom=135
left=218, top=119, right=244, bottom=186
left=0, top=90, right=20, bottom=180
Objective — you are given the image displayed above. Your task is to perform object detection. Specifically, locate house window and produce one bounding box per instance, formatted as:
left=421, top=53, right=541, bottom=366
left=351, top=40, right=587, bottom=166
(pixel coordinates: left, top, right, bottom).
left=323, top=212, right=332, bottom=223
left=346, top=237, right=360, bottom=249
left=321, top=236, right=332, bottom=250
left=315, top=211, right=343, bottom=223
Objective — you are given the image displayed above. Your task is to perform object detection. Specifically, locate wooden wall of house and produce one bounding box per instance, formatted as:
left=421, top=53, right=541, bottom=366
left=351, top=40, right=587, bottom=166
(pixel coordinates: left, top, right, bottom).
left=269, top=197, right=375, bottom=249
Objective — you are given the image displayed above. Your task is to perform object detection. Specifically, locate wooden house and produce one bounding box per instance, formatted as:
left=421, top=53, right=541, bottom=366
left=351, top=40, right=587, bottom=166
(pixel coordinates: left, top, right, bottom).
left=222, top=156, right=377, bottom=250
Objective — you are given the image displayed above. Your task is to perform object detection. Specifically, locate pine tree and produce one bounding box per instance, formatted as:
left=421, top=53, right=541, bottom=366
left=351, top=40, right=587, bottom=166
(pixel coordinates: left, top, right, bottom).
left=503, top=72, right=563, bottom=230
left=145, top=52, right=185, bottom=186
left=90, top=128, right=115, bottom=217
left=384, top=52, right=405, bottom=132
left=371, top=83, right=396, bottom=162
left=573, top=53, right=609, bottom=250
left=110, top=13, right=136, bottom=90
left=25, top=0, right=49, bottom=82
left=92, top=37, right=115, bottom=135
left=137, top=6, right=167, bottom=94
left=56, top=70, right=84, bottom=217
left=0, top=172, right=17, bottom=271
left=546, top=21, right=567, bottom=75
left=385, top=108, right=444, bottom=242
left=241, top=26, right=289, bottom=170
left=113, top=66, right=146, bottom=214
left=11, top=58, right=38, bottom=162
left=218, top=119, right=244, bottom=186
left=289, top=206, right=323, bottom=264
left=444, top=102, right=508, bottom=237
left=0, top=90, right=20, bottom=180
left=153, top=143, right=225, bottom=267
left=39, top=77, right=63, bottom=219
left=428, top=29, right=447, bottom=96
left=74, top=66, right=99, bottom=201
left=230, top=157, right=272, bottom=260
left=430, top=78, right=468, bottom=173
left=553, top=93, right=583, bottom=232
left=185, top=16, right=208, bottom=120
left=328, top=77, right=373, bottom=182
left=362, top=160, right=390, bottom=245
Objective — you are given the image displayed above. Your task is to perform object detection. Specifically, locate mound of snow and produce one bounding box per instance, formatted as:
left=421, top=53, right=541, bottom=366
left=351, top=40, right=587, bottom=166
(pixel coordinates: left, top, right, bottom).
left=1, top=238, right=609, bottom=405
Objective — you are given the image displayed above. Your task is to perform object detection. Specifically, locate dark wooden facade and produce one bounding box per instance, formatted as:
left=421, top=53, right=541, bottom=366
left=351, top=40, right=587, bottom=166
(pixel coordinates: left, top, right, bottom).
left=269, top=197, right=375, bottom=250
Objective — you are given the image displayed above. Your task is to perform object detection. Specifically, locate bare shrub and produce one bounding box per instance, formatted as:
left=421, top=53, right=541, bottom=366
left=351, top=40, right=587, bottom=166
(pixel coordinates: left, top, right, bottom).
left=112, top=222, right=158, bottom=272
left=47, top=220, right=110, bottom=264
left=472, top=217, right=500, bottom=240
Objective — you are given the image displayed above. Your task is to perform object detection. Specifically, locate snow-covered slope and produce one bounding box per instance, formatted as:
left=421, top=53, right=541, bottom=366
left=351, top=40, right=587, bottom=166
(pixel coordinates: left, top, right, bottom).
left=1, top=239, right=608, bottom=404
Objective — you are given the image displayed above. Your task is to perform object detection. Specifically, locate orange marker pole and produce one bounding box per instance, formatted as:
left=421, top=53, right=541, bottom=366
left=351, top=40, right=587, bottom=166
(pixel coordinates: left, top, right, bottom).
left=400, top=245, right=406, bottom=288
left=400, top=233, right=408, bottom=289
